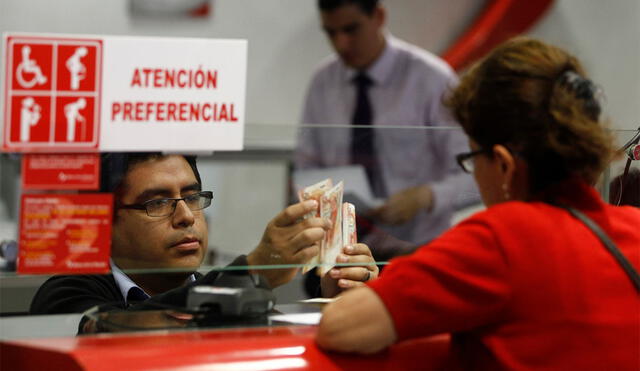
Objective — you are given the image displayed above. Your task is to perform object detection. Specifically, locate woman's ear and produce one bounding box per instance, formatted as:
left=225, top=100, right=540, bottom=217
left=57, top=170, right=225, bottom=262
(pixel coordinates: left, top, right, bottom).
left=492, top=144, right=516, bottom=186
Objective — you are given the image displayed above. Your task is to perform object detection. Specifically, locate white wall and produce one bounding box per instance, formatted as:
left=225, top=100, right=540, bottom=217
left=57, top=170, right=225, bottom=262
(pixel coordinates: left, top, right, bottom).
left=529, top=0, right=640, bottom=132
left=1, top=0, right=636, bottom=129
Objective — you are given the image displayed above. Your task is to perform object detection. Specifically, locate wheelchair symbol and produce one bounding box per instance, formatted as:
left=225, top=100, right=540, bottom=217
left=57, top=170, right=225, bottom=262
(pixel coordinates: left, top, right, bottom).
left=16, top=46, right=48, bottom=89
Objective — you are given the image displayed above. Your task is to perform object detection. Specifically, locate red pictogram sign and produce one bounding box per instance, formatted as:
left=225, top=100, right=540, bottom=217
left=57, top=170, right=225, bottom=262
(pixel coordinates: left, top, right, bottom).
left=3, top=36, right=102, bottom=152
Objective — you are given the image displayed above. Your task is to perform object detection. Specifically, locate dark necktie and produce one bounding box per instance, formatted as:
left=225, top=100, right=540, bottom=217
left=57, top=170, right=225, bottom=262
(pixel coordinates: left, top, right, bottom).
left=351, top=72, right=384, bottom=197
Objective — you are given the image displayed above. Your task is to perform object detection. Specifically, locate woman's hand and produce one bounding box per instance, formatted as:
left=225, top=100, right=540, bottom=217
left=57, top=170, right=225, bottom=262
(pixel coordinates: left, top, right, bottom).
left=320, top=243, right=378, bottom=298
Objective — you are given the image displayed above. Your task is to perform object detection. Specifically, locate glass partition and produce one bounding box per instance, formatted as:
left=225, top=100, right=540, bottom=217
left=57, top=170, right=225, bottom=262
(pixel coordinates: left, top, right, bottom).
left=0, top=125, right=638, bottom=325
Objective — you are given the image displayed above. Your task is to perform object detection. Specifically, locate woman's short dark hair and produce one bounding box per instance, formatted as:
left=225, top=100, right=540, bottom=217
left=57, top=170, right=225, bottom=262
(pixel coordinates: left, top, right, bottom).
left=447, top=37, right=614, bottom=194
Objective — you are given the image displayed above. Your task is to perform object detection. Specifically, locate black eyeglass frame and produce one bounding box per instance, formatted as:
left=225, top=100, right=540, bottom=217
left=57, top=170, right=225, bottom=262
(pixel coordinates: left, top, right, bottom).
left=456, top=148, right=492, bottom=173
left=119, top=191, right=214, bottom=217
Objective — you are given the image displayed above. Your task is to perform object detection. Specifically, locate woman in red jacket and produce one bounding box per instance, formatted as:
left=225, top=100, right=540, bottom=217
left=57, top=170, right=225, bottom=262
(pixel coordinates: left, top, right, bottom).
left=317, top=37, right=640, bottom=370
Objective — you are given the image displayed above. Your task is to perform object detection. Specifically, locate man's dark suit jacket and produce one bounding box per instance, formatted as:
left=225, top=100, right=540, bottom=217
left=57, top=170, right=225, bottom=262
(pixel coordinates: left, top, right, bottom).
left=30, top=255, right=250, bottom=315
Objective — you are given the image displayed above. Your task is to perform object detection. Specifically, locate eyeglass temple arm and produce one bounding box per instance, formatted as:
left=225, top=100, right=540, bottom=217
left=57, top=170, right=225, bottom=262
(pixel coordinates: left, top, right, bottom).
left=119, top=204, right=147, bottom=210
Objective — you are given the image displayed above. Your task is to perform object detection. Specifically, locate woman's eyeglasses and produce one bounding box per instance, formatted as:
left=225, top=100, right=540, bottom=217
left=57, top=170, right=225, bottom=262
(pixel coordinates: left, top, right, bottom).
left=456, top=149, right=490, bottom=173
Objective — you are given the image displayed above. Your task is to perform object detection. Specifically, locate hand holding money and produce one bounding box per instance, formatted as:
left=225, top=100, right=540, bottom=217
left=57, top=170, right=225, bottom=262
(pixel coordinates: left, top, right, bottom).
left=297, top=179, right=378, bottom=297
left=298, top=179, right=349, bottom=276
left=247, top=200, right=330, bottom=288
left=320, top=243, right=378, bottom=298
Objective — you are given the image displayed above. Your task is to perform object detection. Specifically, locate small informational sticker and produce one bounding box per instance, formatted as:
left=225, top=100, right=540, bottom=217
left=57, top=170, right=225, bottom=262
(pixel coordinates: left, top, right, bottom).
left=17, top=193, right=113, bottom=274
left=22, top=153, right=100, bottom=190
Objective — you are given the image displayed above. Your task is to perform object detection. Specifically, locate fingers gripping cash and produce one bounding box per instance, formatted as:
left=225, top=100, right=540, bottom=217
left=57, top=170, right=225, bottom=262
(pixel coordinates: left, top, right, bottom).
left=297, top=179, right=355, bottom=276
left=248, top=177, right=378, bottom=295
left=296, top=179, right=378, bottom=298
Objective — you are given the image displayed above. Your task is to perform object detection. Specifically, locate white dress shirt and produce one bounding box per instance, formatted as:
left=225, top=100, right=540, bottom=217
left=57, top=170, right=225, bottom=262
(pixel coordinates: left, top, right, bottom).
left=295, top=35, right=479, bottom=248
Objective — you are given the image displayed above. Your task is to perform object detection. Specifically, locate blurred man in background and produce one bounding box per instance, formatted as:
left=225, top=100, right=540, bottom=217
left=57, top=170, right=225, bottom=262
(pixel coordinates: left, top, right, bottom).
left=295, top=0, right=477, bottom=261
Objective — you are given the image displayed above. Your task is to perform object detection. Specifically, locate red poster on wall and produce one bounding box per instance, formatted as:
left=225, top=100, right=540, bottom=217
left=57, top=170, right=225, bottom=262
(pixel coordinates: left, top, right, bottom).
left=22, top=154, right=101, bottom=190
left=18, top=194, right=113, bottom=274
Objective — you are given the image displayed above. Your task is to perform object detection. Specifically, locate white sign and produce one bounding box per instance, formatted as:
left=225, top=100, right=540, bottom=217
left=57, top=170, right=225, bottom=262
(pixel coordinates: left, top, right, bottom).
left=2, top=33, right=247, bottom=152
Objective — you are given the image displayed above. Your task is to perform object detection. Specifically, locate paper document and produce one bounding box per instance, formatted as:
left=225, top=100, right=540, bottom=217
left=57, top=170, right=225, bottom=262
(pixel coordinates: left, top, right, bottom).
left=269, top=312, right=322, bottom=325
left=298, top=298, right=337, bottom=305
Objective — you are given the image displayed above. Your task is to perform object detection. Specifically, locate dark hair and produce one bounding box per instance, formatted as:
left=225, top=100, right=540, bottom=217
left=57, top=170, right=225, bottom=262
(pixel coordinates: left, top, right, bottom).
left=318, top=0, right=379, bottom=15
left=100, top=153, right=201, bottom=197
left=447, top=37, right=614, bottom=194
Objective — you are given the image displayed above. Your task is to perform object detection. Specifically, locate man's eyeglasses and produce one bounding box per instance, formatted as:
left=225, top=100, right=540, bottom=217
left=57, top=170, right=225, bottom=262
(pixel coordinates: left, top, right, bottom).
left=456, top=149, right=490, bottom=173
left=119, top=191, right=213, bottom=217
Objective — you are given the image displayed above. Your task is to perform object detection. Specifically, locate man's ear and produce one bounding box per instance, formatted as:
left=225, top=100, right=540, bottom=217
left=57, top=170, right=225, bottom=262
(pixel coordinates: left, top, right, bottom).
left=492, top=144, right=516, bottom=186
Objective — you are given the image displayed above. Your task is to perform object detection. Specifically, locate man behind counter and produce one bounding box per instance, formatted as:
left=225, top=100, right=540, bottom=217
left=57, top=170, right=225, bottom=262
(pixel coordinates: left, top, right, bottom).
left=295, top=0, right=478, bottom=260
left=30, top=153, right=378, bottom=317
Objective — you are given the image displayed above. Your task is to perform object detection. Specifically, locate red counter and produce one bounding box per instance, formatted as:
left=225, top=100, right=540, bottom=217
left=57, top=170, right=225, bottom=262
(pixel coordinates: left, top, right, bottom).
left=1, top=325, right=454, bottom=370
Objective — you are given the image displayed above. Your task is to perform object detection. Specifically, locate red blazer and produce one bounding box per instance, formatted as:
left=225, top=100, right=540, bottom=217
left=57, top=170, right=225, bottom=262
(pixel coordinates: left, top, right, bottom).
left=370, top=181, right=640, bottom=370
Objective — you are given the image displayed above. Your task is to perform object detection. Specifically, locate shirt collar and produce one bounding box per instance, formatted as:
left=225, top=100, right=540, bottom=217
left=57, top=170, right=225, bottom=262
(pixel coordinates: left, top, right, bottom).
left=110, top=259, right=196, bottom=305
left=343, top=34, right=397, bottom=87
left=111, top=259, right=148, bottom=304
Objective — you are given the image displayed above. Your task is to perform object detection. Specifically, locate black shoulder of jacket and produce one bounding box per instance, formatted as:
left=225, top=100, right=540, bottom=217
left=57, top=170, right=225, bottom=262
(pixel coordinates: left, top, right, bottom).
left=30, top=274, right=125, bottom=315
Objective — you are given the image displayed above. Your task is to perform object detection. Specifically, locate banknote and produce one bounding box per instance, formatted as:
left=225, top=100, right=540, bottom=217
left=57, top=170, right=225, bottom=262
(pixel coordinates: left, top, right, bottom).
left=342, top=202, right=357, bottom=249
left=320, top=181, right=343, bottom=276
left=298, top=178, right=333, bottom=273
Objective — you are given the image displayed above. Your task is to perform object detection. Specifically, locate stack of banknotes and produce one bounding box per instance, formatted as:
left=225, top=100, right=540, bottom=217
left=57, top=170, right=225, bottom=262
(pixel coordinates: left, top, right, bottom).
left=298, top=179, right=357, bottom=275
